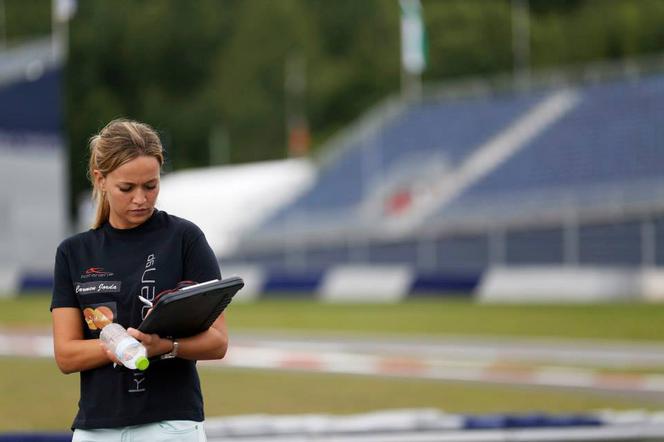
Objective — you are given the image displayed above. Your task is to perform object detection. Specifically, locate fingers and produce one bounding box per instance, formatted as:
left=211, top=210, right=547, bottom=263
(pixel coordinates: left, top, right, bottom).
left=127, top=327, right=150, bottom=343
left=99, top=342, right=121, bottom=366
left=127, top=327, right=163, bottom=358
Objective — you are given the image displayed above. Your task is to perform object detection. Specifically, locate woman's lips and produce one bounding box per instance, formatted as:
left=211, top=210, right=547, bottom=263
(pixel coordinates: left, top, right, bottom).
left=129, top=208, right=149, bottom=215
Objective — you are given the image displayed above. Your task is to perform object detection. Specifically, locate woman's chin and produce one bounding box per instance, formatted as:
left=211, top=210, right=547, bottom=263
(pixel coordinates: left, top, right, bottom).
left=119, top=209, right=152, bottom=227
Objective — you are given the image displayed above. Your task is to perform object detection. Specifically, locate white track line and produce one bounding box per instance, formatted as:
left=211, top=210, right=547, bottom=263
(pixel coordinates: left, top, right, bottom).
left=4, top=330, right=663, bottom=394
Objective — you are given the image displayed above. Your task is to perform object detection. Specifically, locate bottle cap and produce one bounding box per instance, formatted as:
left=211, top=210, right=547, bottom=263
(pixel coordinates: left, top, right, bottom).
left=136, top=356, right=150, bottom=371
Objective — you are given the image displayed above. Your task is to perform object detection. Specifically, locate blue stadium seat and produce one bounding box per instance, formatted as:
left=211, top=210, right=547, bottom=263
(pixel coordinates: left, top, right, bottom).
left=265, top=91, right=544, bottom=230
left=235, top=74, right=664, bottom=273
left=438, top=75, right=664, bottom=221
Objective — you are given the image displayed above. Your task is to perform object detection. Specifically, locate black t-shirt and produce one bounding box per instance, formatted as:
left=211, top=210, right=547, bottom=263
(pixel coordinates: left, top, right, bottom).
left=50, top=209, right=221, bottom=430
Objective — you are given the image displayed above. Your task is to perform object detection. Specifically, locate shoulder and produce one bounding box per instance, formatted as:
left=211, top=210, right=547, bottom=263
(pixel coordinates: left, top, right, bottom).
left=56, top=229, right=99, bottom=254
left=156, top=210, right=204, bottom=238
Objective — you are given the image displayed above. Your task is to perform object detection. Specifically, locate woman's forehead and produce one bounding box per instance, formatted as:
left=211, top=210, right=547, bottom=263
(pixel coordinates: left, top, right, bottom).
left=109, top=156, right=160, bottom=181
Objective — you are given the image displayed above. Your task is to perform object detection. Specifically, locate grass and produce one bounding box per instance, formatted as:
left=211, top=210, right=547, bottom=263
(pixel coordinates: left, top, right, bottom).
left=4, top=293, right=664, bottom=341
left=2, top=293, right=664, bottom=431
left=1, top=357, right=660, bottom=431
left=200, top=367, right=663, bottom=416
left=226, top=299, right=664, bottom=341
left=0, top=357, right=79, bottom=431
left=0, top=293, right=53, bottom=327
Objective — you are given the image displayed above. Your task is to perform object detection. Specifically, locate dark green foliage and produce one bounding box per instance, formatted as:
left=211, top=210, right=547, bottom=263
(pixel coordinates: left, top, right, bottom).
left=2, top=0, right=51, bottom=41
left=3, top=0, right=664, bottom=219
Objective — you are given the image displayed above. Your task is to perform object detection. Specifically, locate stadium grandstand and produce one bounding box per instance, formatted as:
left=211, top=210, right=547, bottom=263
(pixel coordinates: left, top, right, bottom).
left=223, top=57, right=664, bottom=299
left=0, top=37, right=67, bottom=294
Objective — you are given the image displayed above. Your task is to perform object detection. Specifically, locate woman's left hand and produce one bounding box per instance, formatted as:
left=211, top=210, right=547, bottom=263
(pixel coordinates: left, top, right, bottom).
left=127, top=327, right=172, bottom=358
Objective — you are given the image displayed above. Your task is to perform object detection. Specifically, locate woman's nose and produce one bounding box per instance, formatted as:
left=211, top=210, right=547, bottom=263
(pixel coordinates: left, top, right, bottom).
left=133, top=190, right=147, bottom=204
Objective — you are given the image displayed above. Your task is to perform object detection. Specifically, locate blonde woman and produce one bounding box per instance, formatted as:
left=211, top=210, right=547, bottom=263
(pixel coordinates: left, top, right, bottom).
left=51, top=119, right=226, bottom=441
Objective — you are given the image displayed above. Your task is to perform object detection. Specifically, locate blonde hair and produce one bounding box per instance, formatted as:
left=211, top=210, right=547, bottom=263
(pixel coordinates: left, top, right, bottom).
left=88, top=118, right=164, bottom=229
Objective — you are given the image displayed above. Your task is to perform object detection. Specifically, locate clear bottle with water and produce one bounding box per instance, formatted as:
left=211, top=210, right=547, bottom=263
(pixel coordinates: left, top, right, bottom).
left=100, top=323, right=150, bottom=371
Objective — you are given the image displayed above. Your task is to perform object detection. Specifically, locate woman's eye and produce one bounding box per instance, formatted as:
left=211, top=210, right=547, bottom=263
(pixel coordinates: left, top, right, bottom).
left=145, top=185, right=156, bottom=190
left=119, top=187, right=132, bottom=192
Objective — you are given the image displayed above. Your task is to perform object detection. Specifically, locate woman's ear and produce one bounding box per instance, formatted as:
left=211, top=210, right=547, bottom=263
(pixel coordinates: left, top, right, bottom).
left=92, top=170, right=106, bottom=192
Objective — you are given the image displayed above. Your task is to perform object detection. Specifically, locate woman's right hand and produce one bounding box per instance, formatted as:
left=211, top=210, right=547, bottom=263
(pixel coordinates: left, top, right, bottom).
left=99, top=341, right=122, bottom=366
left=52, top=307, right=124, bottom=373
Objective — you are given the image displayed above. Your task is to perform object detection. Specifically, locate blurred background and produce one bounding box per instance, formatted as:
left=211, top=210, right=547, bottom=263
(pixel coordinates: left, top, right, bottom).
left=2, top=0, right=664, bottom=441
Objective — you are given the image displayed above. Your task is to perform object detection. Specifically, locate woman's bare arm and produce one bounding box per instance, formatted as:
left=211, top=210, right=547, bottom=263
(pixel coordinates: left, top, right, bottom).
left=127, top=314, right=228, bottom=361
left=52, top=307, right=113, bottom=374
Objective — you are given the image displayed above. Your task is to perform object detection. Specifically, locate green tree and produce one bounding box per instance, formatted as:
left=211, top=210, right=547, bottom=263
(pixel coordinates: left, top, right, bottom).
left=422, top=0, right=513, bottom=79
left=307, top=0, right=400, bottom=142
left=4, top=0, right=664, bottom=221
left=2, top=0, right=50, bottom=43
left=209, top=0, right=313, bottom=162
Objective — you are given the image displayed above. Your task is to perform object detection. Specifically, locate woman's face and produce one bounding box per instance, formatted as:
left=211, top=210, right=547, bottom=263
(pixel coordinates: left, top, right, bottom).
left=95, top=155, right=161, bottom=229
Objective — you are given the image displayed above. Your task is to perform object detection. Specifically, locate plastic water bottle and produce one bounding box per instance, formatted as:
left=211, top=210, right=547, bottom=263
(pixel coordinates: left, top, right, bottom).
left=100, top=323, right=150, bottom=371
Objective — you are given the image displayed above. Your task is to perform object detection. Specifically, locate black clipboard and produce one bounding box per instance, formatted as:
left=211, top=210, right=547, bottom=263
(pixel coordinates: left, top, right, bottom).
left=138, top=276, right=244, bottom=338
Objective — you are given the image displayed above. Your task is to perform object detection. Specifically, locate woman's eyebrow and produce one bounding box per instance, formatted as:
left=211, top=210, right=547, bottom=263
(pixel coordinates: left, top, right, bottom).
left=118, top=178, right=159, bottom=185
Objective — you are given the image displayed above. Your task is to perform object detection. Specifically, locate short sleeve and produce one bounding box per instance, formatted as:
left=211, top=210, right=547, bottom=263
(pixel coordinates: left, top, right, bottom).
left=183, top=226, right=222, bottom=283
left=50, top=243, right=78, bottom=311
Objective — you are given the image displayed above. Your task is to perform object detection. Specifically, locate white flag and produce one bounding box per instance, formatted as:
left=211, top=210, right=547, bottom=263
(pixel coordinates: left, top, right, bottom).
left=400, top=0, right=427, bottom=75
left=54, top=0, right=77, bottom=22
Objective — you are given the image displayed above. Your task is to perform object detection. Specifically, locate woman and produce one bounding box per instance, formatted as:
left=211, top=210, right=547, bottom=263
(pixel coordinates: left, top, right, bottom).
left=51, top=118, right=226, bottom=441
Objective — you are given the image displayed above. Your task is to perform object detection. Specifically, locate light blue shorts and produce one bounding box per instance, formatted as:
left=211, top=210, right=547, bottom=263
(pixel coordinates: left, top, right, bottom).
left=72, top=420, right=207, bottom=442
